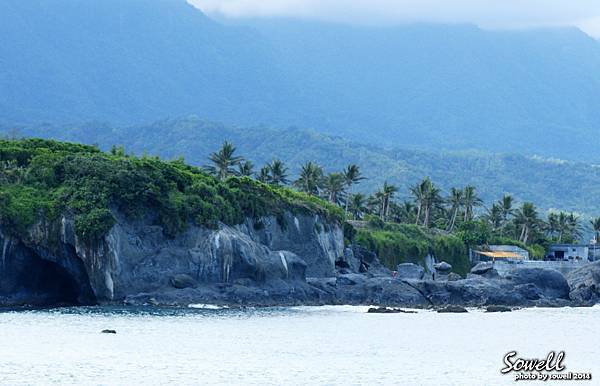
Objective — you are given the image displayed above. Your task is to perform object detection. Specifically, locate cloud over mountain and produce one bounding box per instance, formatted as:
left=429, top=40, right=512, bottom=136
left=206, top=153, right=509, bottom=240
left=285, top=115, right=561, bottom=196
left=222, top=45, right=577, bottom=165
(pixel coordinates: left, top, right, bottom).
left=190, top=0, right=600, bottom=37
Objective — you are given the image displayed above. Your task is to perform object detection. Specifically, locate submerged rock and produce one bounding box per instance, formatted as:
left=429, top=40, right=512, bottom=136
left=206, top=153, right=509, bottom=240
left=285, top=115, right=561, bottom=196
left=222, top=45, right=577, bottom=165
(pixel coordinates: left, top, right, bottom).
left=367, top=307, right=417, bottom=314
left=485, top=305, right=512, bottom=313
left=437, top=305, right=468, bottom=313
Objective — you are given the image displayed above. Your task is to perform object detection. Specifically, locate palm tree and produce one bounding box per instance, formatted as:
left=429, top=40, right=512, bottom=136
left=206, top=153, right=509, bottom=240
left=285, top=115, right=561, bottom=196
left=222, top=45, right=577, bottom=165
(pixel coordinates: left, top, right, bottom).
left=294, top=161, right=323, bottom=195
left=514, top=202, right=539, bottom=244
left=547, top=212, right=559, bottom=240
left=499, top=194, right=515, bottom=222
left=381, top=182, right=398, bottom=221
left=238, top=160, right=254, bottom=177
left=566, top=213, right=582, bottom=243
left=205, top=141, right=243, bottom=180
left=485, top=203, right=503, bottom=231
left=422, top=182, right=442, bottom=228
left=322, top=173, right=346, bottom=205
left=343, top=164, right=365, bottom=216
left=446, top=187, right=463, bottom=232
left=410, top=179, right=428, bottom=225
left=554, top=211, right=570, bottom=243
left=256, top=165, right=270, bottom=183
left=367, top=192, right=385, bottom=218
left=591, top=217, right=600, bottom=243
left=267, top=159, right=289, bottom=186
left=410, top=178, right=440, bottom=227
left=400, top=201, right=417, bottom=224
left=498, top=194, right=515, bottom=235
left=463, top=185, right=483, bottom=222
left=348, top=193, right=367, bottom=220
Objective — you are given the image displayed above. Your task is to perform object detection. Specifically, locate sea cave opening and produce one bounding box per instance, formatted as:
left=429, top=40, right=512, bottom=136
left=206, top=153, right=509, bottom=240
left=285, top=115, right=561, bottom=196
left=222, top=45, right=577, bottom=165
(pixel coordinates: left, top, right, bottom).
left=13, top=244, right=98, bottom=307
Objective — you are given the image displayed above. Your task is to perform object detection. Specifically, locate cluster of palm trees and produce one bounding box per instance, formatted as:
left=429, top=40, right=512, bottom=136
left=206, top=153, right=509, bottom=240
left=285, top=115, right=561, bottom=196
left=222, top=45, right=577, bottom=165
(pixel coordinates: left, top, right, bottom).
left=204, top=142, right=364, bottom=213
left=482, top=196, right=595, bottom=244
left=205, top=141, right=600, bottom=245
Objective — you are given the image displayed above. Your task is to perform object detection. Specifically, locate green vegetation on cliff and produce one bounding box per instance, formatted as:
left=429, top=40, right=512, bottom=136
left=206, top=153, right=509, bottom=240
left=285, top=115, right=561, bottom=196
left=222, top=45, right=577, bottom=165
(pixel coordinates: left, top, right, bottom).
left=353, top=223, right=469, bottom=276
left=0, top=139, right=342, bottom=241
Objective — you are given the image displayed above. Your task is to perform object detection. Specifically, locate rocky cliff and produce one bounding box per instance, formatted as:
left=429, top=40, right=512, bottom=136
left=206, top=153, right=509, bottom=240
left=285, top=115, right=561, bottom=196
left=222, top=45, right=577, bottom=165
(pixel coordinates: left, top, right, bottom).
left=0, top=210, right=344, bottom=306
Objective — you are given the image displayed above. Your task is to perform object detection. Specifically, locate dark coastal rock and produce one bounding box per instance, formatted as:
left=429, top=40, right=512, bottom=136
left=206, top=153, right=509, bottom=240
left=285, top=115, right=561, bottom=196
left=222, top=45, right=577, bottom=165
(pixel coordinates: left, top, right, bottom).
left=434, top=261, right=452, bottom=272
left=470, top=262, right=499, bottom=278
left=307, top=277, right=336, bottom=289
left=396, top=263, right=425, bottom=280
left=352, top=245, right=391, bottom=276
left=437, top=305, right=468, bottom=313
left=407, top=275, right=533, bottom=307
left=366, top=278, right=430, bottom=306
left=1, top=208, right=592, bottom=309
left=336, top=273, right=366, bottom=286
left=567, top=261, right=600, bottom=304
left=335, top=247, right=361, bottom=273
left=508, top=268, right=570, bottom=299
left=367, top=307, right=417, bottom=314
left=485, top=305, right=512, bottom=312
left=170, top=274, right=196, bottom=289
left=514, top=283, right=541, bottom=300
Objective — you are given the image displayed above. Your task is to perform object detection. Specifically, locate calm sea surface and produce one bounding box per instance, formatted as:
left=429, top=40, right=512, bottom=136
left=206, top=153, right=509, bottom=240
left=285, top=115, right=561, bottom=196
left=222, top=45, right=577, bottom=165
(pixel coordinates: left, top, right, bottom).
left=0, top=305, right=598, bottom=385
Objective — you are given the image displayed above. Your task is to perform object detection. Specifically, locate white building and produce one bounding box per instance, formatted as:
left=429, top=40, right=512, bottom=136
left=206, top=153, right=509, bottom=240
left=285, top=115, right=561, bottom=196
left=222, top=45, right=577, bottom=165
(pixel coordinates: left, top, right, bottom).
left=547, top=244, right=590, bottom=262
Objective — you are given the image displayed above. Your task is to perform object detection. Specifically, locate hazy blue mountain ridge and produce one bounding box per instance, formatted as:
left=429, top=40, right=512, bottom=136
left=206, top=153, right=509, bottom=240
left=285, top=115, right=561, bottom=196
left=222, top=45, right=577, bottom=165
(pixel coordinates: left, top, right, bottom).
left=1, top=1, right=600, bottom=160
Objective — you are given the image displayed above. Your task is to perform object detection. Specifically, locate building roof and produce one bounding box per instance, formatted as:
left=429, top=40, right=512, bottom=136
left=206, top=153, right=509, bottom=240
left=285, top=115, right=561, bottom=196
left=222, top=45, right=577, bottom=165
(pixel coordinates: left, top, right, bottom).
left=549, top=244, right=589, bottom=248
left=473, top=251, right=526, bottom=259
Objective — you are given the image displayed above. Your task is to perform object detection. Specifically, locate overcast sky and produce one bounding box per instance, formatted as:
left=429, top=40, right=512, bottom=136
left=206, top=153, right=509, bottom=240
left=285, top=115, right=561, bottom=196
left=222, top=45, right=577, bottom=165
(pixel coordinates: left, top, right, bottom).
left=189, top=0, right=600, bottom=37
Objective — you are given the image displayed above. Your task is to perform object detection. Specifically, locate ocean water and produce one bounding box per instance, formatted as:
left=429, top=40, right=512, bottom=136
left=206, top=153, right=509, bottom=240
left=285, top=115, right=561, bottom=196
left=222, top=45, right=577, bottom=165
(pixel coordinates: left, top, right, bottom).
left=0, top=305, right=598, bottom=385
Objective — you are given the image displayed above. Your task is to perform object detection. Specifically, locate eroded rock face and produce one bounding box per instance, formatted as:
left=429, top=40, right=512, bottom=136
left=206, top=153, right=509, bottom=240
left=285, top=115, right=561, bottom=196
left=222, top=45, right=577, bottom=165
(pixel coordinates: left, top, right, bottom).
left=3, top=212, right=596, bottom=309
left=0, top=211, right=344, bottom=305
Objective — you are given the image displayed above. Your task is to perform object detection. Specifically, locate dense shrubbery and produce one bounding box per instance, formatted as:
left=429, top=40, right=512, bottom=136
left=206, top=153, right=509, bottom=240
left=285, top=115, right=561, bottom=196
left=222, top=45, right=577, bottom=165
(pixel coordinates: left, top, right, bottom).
left=0, top=139, right=342, bottom=242
left=354, top=224, right=470, bottom=276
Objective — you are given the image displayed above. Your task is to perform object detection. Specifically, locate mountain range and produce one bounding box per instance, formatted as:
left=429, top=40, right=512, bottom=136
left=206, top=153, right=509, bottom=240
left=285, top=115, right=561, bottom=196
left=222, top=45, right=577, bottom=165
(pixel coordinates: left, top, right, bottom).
left=2, top=0, right=600, bottom=161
